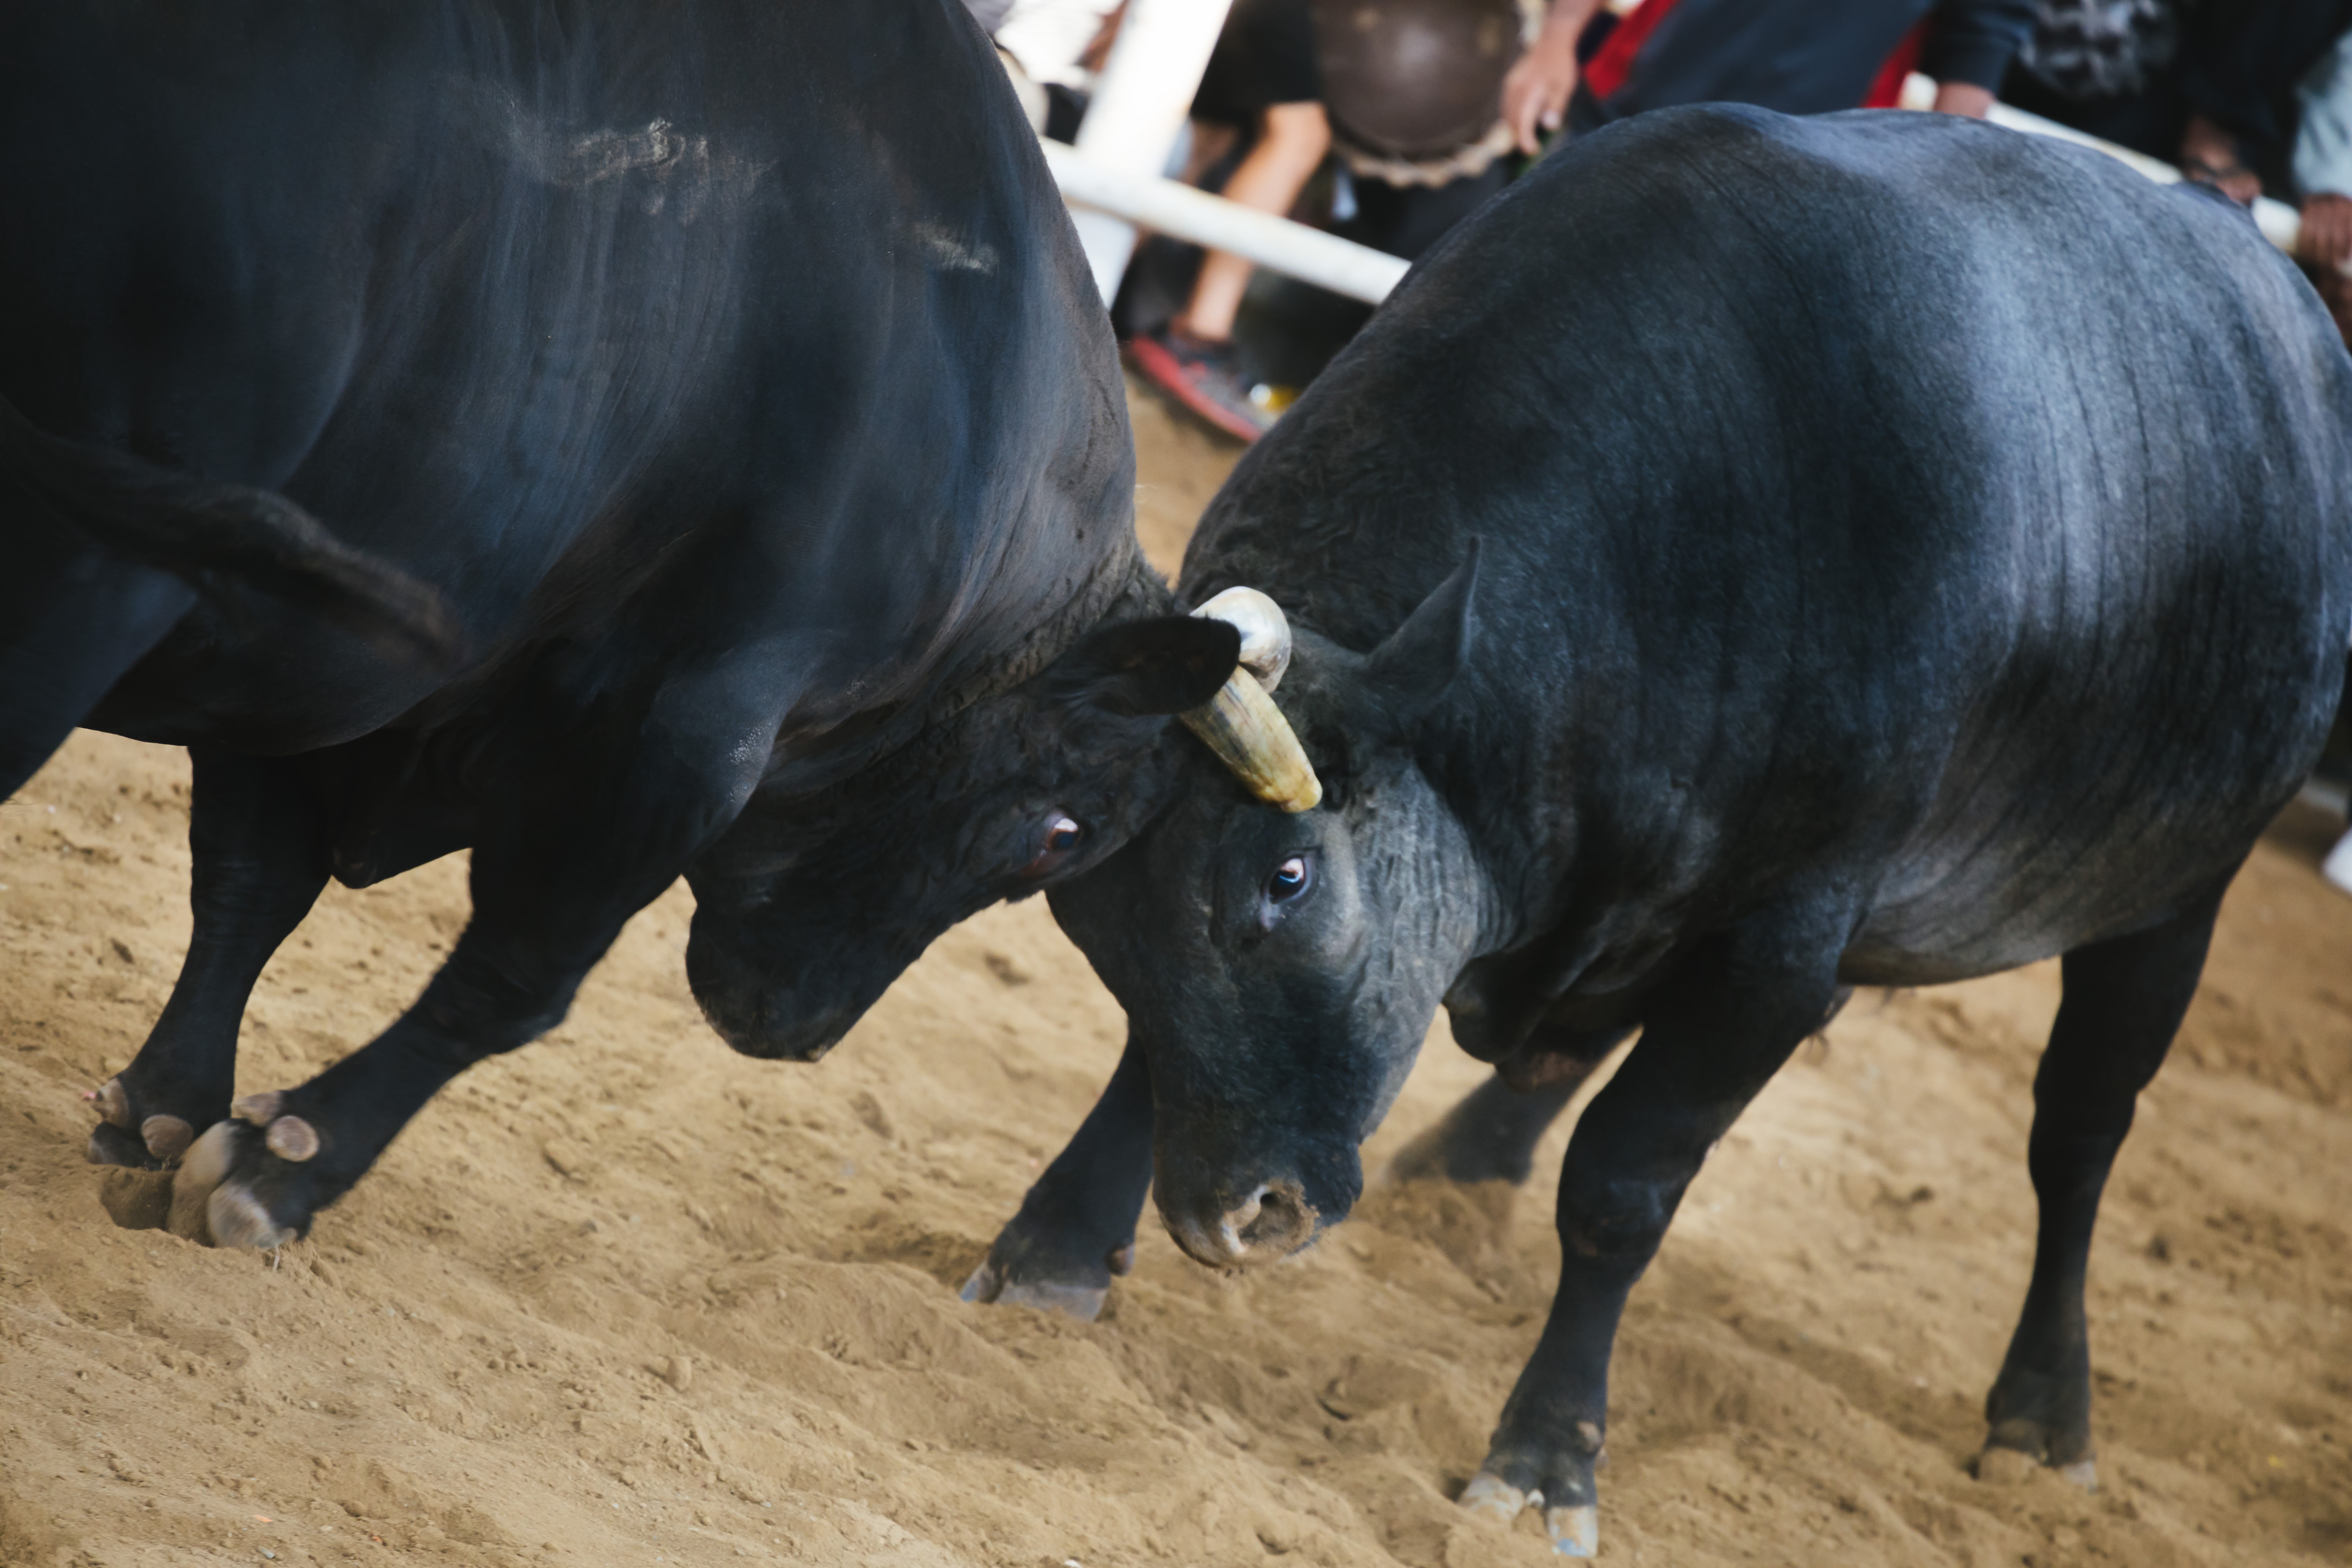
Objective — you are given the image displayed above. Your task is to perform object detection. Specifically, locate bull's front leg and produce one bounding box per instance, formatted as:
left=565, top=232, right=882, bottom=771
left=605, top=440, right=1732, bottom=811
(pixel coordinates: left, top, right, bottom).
left=962, top=1031, right=1153, bottom=1320
left=167, top=687, right=768, bottom=1248
left=86, top=749, right=330, bottom=1170
left=1462, top=907, right=1847, bottom=1558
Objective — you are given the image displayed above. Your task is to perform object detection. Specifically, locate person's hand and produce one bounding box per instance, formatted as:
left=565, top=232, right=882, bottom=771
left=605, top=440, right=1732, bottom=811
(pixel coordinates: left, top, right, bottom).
left=2304, top=192, right=2352, bottom=271
left=2180, top=113, right=2261, bottom=205
left=1502, top=8, right=1585, bottom=156
left=1932, top=81, right=1995, bottom=119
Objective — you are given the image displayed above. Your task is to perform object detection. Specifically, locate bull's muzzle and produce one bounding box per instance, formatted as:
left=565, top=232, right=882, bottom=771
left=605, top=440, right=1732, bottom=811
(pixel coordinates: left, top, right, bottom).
left=1164, top=1175, right=1320, bottom=1269
left=1181, top=588, right=1322, bottom=813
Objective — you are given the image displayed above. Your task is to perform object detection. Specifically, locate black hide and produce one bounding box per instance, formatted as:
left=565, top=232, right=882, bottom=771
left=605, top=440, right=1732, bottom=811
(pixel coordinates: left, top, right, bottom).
left=1040, top=105, right=2352, bottom=1545
left=1, top=0, right=1239, bottom=1242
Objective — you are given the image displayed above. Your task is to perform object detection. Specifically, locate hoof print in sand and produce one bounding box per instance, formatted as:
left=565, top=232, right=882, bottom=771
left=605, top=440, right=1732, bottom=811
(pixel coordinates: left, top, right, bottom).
left=98, top=1167, right=175, bottom=1231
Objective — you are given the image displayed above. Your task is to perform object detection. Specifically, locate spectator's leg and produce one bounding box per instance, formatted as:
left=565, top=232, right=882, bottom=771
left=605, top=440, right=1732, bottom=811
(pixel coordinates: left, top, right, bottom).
left=1129, top=100, right=1332, bottom=440
left=1176, top=100, right=1331, bottom=342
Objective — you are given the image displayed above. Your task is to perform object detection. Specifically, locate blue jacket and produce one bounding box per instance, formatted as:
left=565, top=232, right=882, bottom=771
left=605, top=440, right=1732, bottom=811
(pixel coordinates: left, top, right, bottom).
left=1573, top=0, right=2036, bottom=126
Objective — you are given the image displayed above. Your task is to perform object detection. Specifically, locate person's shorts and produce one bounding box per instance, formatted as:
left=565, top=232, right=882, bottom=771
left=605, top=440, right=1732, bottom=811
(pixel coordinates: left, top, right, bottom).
left=1193, top=0, right=1321, bottom=126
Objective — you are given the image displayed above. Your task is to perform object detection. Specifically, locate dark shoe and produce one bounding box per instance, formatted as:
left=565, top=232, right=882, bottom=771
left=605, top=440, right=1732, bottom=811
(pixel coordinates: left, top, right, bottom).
left=1128, top=327, right=1278, bottom=442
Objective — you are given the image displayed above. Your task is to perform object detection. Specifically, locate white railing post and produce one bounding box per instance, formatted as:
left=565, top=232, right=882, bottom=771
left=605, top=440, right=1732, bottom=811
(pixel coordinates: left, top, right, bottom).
left=1041, top=141, right=1411, bottom=303
left=1067, top=0, right=1237, bottom=306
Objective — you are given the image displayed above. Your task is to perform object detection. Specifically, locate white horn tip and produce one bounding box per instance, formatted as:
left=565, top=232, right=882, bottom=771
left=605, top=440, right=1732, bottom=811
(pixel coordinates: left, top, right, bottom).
left=1191, top=587, right=1293, bottom=690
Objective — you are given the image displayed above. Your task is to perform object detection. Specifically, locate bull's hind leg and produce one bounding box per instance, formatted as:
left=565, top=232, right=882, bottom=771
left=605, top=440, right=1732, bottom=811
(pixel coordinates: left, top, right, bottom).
left=165, top=690, right=771, bottom=1248
left=962, top=1032, right=1154, bottom=1320
left=85, top=750, right=329, bottom=1169
left=1982, top=881, right=2228, bottom=1488
left=1388, top=1027, right=1631, bottom=1186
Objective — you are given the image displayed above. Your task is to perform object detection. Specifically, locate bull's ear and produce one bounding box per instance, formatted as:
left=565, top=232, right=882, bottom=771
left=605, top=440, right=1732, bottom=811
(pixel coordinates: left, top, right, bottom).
left=1363, top=540, right=1479, bottom=732
left=1048, top=615, right=1242, bottom=716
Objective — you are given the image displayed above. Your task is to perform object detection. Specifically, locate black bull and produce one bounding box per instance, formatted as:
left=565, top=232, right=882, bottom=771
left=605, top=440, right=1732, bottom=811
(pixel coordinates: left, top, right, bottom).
left=971, top=108, right=2352, bottom=1553
left=0, top=0, right=1242, bottom=1247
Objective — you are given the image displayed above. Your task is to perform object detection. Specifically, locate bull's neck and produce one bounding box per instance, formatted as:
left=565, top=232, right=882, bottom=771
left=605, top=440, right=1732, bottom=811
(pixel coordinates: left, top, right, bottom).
left=930, top=532, right=1173, bottom=716
left=765, top=532, right=1170, bottom=797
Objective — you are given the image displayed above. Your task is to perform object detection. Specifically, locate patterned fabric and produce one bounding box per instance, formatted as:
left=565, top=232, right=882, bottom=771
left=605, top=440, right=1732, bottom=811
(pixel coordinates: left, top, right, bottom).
left=2015, top=0, right=2178, bottom=99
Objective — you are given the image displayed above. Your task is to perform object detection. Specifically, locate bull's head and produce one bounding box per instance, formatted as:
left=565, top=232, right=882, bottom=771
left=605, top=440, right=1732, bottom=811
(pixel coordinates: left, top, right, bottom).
left=679, top=605, right=1247, bottom=1062
left=1048, top=548, right=1485, bottom=1268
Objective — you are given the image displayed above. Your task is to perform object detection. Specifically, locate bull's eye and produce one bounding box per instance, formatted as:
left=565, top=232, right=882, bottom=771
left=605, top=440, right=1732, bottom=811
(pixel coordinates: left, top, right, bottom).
left=1022, top=814, right=1085, bottom=877
left=1266, top=855, right=1312, bottom=904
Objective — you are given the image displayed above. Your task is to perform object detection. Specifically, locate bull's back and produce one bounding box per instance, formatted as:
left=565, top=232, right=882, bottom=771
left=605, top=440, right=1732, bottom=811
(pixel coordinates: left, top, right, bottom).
left=1191, top=106, right=2352, bottom=985
left=2, top=0, right=1124, bottom=746
left=1806, top=116, right=2352, bottom=975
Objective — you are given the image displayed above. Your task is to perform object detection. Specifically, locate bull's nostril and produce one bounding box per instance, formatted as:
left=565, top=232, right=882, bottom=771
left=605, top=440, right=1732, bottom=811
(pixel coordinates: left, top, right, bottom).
left=1214, top=1184, right=1269, bottom=1259
left=1209, top=1179, right=1317, bottom=1264
left=1242, top=1184, right=1310, bottom=1248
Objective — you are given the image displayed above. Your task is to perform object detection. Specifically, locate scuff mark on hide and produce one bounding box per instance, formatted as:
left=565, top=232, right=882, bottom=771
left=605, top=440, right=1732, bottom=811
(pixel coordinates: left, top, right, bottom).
left=909, top=221, right=999, bottom=275
left=454, top=78, right=772, bottom=223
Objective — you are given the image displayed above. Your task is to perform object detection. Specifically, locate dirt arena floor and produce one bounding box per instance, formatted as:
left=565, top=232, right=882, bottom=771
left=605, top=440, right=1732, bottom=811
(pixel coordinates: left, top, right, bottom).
left=4, top=383, right=2349, bottom=1568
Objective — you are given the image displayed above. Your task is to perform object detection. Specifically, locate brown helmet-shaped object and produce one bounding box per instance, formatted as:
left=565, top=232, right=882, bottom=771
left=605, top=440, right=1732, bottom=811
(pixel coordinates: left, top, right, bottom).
left=1310, top=0, right=1528, bottom=162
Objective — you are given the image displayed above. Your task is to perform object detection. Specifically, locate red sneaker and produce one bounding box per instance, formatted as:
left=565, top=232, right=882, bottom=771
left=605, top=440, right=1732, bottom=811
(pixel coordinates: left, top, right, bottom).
left=1128, top=327, right=1278, bottom=442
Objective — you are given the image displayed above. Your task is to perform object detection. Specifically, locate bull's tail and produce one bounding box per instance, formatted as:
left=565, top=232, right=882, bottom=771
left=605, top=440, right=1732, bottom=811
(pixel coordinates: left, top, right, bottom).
left=0, top=392, right=464, bottom=667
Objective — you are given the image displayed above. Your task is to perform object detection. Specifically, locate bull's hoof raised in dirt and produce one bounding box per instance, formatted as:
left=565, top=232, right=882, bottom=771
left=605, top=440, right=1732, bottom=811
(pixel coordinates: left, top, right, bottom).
left=1976, top=1433, right=2098, bottom=1492
left=82, top=1074, right=205, bottom=1170
left=166, top=1093, right=327, bottom=1249
left=1460, top=1422, right=1606, bottom=1558
left=1460, top=1471, right=1600, bottom=1558
left=1981, top=1364, right=2099, bottom=1491
left=959, top=1228, right=1135, bottom=1322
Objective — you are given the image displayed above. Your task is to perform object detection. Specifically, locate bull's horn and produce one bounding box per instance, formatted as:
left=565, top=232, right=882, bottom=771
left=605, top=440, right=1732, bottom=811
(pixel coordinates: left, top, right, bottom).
left=1192, top=587, right=1294, bottom=691
left=1183, top=589, right=1323, bottom=813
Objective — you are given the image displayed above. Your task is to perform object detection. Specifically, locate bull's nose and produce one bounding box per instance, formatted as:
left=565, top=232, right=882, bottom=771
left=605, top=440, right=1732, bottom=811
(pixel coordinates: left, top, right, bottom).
left=1168, top=1177, right=1318, bottom=1268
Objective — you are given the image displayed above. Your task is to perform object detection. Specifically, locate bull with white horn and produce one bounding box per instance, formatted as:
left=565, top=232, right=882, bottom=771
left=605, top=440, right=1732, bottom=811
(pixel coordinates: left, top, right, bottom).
left=970, top=105, right=2352, bottom=1561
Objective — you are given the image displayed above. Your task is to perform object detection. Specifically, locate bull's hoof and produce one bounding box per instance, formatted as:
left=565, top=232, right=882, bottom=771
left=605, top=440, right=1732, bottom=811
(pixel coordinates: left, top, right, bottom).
left=1982, top=1366, right=2096, bottom=1491
left=1463, top=1424, right=1606, bottom=1558
left=959, top=1256, right=1111, bottom=1321
left=82, top=1073, right=215, bottom=1170
left=958, top=1222, right=1134, bottom=1322
left=1977, top=1427, right=2098, bottom=1492
left=167, top=1096, right=328, bottom=1249
left=1460, top=1471, right=1600, bottom=1557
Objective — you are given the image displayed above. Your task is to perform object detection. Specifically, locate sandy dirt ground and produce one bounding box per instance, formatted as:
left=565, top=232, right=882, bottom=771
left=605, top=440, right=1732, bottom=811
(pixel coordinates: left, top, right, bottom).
left=3, top=383, right=2349, bottom=1568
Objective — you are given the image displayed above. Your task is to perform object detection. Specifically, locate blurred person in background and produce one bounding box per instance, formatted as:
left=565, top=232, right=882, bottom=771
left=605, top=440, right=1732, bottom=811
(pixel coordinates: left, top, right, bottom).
left=1127, top=0, right=1530, bottom=441
left=2293, top=27, right=2352, bottom=293
left=1999, top=3, right=2352, bottom=322
left=1500, top=0, right=2034, bottom=152
left=2000, top=0, right=2184, bottom=153
left=2170, top=0, right=2352, bottom=201
left=2001, top=2, right=2352, bottom=222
